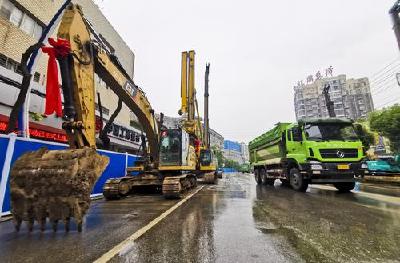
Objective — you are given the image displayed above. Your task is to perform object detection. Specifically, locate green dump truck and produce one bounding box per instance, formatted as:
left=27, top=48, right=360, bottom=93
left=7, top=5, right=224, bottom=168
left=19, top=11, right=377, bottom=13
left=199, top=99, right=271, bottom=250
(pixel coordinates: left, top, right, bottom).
left=249, top=118, right=367, bottom=192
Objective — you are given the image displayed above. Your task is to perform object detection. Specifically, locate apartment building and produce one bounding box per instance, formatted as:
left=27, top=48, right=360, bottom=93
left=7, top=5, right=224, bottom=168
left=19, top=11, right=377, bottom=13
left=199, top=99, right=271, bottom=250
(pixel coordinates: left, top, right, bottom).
left=294, top=74, right=374, bottom=120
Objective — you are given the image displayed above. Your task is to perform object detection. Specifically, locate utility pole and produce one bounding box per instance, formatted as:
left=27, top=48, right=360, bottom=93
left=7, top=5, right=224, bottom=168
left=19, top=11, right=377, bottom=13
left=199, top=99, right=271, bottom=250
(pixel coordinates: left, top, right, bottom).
left=389, top=0, right=400, bottom=51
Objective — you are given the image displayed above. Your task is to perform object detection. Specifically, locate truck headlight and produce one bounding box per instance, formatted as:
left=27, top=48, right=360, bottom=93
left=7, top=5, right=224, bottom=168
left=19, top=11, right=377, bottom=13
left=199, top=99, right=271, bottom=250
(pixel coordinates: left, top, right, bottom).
left=361, top=163, right=368, bottom=169
left=311, top=164, right=323, bottom=170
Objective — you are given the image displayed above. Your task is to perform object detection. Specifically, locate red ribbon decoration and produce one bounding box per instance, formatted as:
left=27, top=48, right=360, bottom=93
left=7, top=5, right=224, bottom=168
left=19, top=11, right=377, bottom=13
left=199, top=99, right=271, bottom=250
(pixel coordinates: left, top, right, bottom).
left=41, top=38, right=71, bottom=118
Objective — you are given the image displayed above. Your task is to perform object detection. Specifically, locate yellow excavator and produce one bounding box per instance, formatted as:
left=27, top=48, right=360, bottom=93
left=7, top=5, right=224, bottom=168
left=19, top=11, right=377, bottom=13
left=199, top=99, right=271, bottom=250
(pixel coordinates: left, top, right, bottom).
left=102, top=51, right=217, bottom=199
left=9, top=4, right=215, bottom=232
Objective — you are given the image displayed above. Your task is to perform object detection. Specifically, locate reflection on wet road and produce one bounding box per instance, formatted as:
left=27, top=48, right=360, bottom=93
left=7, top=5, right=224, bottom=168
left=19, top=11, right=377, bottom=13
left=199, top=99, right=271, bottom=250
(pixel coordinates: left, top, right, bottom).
left=113, top=173, right=400, bottom=263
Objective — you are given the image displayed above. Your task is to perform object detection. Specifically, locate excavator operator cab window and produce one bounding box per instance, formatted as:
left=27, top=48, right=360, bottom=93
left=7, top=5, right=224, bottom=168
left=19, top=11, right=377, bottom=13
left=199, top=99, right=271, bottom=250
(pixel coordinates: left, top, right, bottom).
left=200, top=149, right=212, bottom=166
left=160, top=129, right=182, bottom=166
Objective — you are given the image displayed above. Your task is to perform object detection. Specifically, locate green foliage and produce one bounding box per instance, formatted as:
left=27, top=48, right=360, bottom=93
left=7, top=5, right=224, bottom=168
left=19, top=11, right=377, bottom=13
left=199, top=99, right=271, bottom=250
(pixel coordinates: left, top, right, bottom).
left=224, top=159, right=241, bottom=170
left=29, top=112, right=45, bottom=122
left=369, top=104, right=400, bottom=153
left=211, top=146, right=224, bottom=167
left=353, top=123, right=375, bottom=150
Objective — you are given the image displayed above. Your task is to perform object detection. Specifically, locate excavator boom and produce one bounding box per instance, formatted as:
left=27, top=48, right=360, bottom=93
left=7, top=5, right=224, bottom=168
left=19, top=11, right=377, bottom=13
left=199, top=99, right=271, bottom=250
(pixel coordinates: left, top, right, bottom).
left=10, top=4, right=160, bottom=232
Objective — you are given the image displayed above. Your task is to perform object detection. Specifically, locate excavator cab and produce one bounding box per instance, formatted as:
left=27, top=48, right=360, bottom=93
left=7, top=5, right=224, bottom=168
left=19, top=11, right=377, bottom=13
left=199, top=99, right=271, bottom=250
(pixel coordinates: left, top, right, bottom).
left=159, top=129, right=191, bottom=167
left=199, top=149, right=212, bottom=166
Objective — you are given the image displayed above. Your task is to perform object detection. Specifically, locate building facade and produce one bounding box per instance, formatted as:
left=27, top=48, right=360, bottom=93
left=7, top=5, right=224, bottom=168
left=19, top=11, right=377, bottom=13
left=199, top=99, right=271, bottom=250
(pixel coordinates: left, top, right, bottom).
left=294, top=74, right=374, bottom=121
left=209, top=128, right=224, bottom=150
left=223, top=140, right=249, bottom=164
left=0, top=0, right=142, bottom=152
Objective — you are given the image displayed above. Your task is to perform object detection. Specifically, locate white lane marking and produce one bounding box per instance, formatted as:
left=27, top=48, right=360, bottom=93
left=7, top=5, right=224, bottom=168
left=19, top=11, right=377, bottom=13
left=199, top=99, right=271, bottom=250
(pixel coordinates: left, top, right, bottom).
left=93, top=186, right=204, bottom=263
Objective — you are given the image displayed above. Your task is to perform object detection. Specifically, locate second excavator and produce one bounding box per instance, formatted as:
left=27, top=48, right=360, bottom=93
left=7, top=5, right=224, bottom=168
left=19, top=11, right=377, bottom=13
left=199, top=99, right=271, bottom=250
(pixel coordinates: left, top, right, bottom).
left=103, top=51, right=218, bottom=199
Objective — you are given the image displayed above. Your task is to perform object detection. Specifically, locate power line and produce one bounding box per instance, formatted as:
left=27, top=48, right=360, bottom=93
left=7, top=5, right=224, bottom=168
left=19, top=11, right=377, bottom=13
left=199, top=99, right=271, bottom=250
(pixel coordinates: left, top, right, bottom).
left=370, top=64, right=400, bottom=86
left=370, top=56, right=400, bottom=81
left=375, top=96, right=400, bottom=108
left=371, top=75, right=396, bottom=93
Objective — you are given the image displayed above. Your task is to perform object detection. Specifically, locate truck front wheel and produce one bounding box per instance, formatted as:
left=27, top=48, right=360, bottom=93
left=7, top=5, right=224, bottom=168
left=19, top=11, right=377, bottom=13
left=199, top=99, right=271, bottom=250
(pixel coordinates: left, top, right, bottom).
left=333, top=182, right=355, bottom=193
left=289, top=168, right=308, bottom=192
left=255, top=169, right=262, bottom=184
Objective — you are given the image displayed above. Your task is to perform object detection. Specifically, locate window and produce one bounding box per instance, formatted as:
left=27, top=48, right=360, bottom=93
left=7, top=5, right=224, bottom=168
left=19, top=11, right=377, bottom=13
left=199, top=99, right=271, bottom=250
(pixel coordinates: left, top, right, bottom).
left=9, top=7, right=22, bottom=26
left=0, top=0, right=43, bottom=40
left=0, top=0, right=12, bottom=20
left=20, top=15, right=34, bottom=36
left=292, top=127, right=303, bottom=141
left=0, top=54, right=6, bottom=67
left=33, top=23, right=42, bottom=40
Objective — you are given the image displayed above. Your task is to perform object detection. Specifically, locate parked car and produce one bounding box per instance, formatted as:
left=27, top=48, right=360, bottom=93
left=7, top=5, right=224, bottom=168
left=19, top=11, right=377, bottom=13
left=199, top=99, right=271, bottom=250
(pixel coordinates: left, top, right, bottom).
left=367, top=155, right=400, bottom=174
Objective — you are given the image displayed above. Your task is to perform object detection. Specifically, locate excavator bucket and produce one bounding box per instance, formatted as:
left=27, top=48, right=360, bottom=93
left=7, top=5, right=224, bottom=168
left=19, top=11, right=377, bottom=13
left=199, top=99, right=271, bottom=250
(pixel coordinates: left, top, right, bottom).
left=10, top=147, right=109, bottom=232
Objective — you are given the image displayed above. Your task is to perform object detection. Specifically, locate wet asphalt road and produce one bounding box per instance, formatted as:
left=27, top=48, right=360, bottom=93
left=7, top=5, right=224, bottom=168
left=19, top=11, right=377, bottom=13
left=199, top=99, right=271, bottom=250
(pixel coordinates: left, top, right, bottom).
left=0, top=173, right=399, bottom=263
left=111, top=174, right=400, bottom=263
left=0, top=194, right=180, bottom=263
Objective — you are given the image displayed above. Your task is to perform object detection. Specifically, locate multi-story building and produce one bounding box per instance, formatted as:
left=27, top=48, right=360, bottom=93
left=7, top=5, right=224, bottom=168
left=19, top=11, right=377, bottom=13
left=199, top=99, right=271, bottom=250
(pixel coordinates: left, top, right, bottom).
left=240, top=142, right=249, bottom=162
left=0, top=0, right=142, bottom=152
left=223, top=140, right=249, bottom=165
left=294, top=74, right=374, bottom=121
left=209, top=128, right=224, bottom=150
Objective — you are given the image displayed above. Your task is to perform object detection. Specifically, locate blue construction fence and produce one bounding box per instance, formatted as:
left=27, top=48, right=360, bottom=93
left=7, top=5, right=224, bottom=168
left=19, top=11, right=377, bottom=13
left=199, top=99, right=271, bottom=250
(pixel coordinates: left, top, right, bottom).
left=0, top=134, right=138, bottom=217
left=222, top=168, right=237, bottom=173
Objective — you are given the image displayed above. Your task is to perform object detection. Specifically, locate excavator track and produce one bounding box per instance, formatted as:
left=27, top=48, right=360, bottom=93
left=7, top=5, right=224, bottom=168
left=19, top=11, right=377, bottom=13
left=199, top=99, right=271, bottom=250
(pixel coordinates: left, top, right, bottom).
left=162, top=174, right=197, bottom=198
left=10, top=147, right=109, bottom=232
left=102, top=178, right=131, bottom=200
left=103, top=173, right=163, bottom=200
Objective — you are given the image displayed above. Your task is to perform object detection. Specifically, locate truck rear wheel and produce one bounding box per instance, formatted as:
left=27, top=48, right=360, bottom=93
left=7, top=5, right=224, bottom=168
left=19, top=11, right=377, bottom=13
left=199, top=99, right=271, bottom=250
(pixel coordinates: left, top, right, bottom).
left=254, top=169, right=262, bottom=184
left=333, top=182, right=355, bottom=193
left=289, top=168, right=308, bottom=192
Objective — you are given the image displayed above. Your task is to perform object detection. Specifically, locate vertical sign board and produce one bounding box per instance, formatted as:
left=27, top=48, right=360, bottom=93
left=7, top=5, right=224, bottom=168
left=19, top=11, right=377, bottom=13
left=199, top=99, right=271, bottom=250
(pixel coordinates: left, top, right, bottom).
left=0, top=137, right=10, bottom=215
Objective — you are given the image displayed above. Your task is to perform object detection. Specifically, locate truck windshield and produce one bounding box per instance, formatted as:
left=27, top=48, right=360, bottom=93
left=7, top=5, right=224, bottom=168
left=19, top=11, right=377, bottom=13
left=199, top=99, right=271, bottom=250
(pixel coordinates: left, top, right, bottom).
left=304, top=124, right=358, bottom=141
left=159, top=130, right=182, bottom=165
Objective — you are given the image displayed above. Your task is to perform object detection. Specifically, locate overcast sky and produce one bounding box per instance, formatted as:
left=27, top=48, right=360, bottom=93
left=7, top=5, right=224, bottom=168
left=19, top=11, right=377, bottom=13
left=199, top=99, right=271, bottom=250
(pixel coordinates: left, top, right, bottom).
left=94, top=0, right=400, bottom=143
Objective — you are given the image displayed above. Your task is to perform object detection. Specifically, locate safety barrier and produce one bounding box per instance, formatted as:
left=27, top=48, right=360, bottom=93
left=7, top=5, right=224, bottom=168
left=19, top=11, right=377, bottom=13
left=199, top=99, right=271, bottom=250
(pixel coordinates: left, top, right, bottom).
left=0, top=134, right=138, bottom=217
left=222, top=168, right=238, bottom=173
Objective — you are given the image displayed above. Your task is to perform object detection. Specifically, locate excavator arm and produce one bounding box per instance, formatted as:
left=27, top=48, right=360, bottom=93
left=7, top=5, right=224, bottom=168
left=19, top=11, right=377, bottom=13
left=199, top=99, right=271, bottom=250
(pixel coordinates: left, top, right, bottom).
left=9, top=4, right=160, bottom=232
left=58, top=4, right=160, bottom=161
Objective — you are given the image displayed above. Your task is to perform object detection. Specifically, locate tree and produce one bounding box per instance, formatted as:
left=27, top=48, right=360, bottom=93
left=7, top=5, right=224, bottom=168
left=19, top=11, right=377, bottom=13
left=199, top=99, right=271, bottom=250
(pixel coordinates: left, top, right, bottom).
left=354, top=123, right=375, bottom=150
left=211, top=146, right=224, bottom=167
left=224, top=159, right=241, bottom=171
left=369, top=104, right=400, bottom=153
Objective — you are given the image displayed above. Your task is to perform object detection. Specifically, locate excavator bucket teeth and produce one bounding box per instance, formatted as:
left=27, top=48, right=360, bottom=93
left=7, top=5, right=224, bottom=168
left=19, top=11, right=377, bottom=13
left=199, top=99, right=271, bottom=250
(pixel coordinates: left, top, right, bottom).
left=10, top=148, right=109, bottom=232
